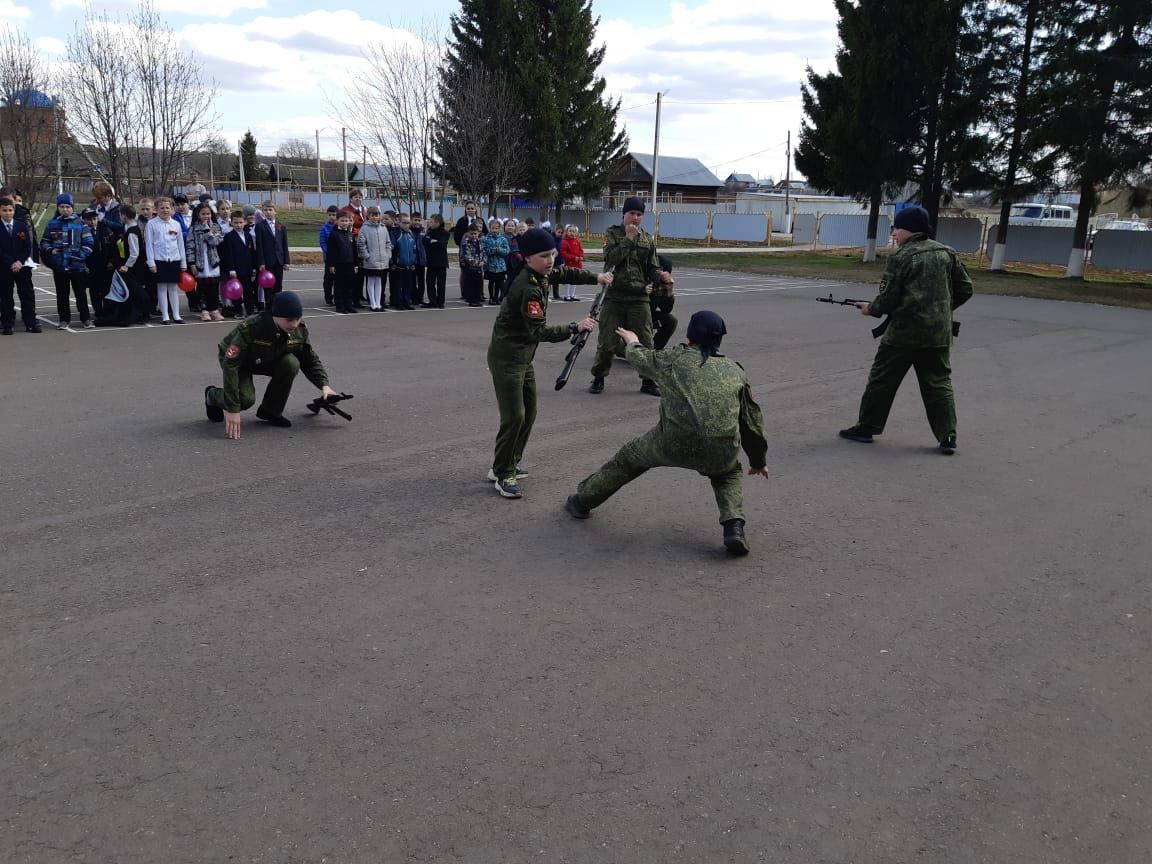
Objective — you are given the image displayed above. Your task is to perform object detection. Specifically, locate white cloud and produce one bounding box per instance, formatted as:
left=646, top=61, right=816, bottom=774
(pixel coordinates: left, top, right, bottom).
left=50, top=0, right=264, bottom=16
left=34, top=35, right=67, bottom=54
left=0, top=0, right=32, bottom=20
left=599, top=0, right=839, bottom=177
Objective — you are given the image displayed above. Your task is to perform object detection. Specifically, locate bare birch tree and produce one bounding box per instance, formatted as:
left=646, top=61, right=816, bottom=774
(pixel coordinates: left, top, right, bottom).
left=0, top=27, right=59, bottom=203
left=128, top=2, right=218, bottom=196
left=334, top=25, right=447, bottom=213
left=65, top=10, right=136, bottom=193
left=431, top=66, right=527, bottom=213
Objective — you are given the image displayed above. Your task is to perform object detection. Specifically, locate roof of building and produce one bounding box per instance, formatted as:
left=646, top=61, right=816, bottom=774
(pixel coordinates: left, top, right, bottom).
left=1, top=88, right=56, bottom=109
left=627, top=153, right=723, bottom=188
left=727, top=172, right=757, bottom=184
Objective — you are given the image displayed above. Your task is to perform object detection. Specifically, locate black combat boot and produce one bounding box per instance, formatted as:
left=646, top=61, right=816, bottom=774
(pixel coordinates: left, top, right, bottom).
left=564, top=495, right=592, bottom=519
left=640, top=379, right=661, bottom=397
left=589, top=377, right=605, bottom=394
left=938, top=434, right=956, bottom=455
left=256, top=406, right=292, bottom=427
left=722, top=519, right=749, bottom=556
left=204, top=386, right=224, bottom=423
left=838, top=425, right=874, bottom=443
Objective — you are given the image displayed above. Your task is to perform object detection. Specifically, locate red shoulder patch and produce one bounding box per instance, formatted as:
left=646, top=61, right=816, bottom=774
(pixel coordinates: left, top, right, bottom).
left=225, top=344, right=240, bottom=359
left=526, top=300, right=544, bottom=319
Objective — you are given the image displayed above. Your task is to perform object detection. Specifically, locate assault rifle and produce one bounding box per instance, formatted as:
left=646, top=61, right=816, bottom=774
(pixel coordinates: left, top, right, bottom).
left=817, top=294, right=960, bottom=339
left=306, top=392, right=354, bottom=421
left=555, top=284, right=607, bottom=391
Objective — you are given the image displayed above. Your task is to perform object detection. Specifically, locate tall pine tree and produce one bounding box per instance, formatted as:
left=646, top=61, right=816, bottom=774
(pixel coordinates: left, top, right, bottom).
left=435, top=0, right=626, bottom=214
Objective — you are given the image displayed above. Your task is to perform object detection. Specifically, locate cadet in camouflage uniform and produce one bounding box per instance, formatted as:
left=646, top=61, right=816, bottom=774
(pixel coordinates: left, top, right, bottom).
left=565, top=311, right=769, bottom=556
left=839, top=206, right=973, bottom=454
left=589, top=197, right=674, bottom=397
left=487, top=228, right=609, bottom=499
left=203, top=291, right=338, bottom=440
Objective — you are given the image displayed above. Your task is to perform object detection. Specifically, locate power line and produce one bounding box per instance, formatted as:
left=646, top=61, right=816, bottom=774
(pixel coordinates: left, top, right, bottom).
left=664, top=97, right=802, bottom=105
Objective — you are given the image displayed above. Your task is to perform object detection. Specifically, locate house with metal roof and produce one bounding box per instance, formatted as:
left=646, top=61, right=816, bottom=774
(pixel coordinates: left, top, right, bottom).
left=725, top=172, right=758, bottom=192
left=608, top=152, right=724, bottom=205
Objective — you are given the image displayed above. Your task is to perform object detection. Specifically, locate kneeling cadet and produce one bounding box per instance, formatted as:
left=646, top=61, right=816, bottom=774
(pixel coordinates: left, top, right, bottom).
left=565, top=311, right=769, bottom=555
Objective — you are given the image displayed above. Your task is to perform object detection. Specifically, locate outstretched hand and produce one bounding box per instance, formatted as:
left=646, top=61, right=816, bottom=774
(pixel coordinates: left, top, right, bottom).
left=596, top=271, right=614, bottom=286
left=748, top=466, right=769, bottom=478
left=856, top=302, right=871, bottom=315
left=616, top=327, right=639, bottom=346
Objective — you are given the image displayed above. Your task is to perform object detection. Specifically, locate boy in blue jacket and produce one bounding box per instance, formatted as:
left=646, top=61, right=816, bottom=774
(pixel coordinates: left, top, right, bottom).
left=40, top=193, right=95, bottom=329
left=389, top=212, right=420, bottom=310
left=318, top=205, right=338, bottom=305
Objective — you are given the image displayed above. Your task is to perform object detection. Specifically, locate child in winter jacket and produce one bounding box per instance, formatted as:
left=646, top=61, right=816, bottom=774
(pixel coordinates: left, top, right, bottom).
left=186, top=203, right=226, bottom=320
left=560, top=225, right=586, bottom=301
left=356, top=207, right=392, bottom=311
left=421, top=213, right=450, bottom=308
left=40, top=193, right=95, bottom=328
left=459, top=220, right=486, bottom=307
left=482, top=218, right=511, bottom=305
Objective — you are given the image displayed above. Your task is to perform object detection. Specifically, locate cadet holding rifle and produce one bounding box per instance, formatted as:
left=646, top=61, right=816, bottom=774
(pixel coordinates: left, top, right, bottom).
left=588, top=197, right=673, bottom=397
left=838, top=206, right=973, bottom=454
left=487, top=228, right=610, bottom=500
left=203, top=291, right=340, bottom=440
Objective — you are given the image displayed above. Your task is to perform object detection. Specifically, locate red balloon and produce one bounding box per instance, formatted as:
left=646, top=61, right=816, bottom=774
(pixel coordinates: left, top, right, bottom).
left=257, top=269, right=277, bottom=290
left=178, top=271, right=197, bottom=293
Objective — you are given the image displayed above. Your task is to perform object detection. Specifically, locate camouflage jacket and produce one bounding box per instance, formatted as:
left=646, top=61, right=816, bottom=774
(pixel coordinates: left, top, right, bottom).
left=216, top=313, right=329, bottom=411
left=625, top=344, right=768, bottom=468
left=602, top=224, right=661, bottom=303
left=488, top=265, right=599, bottom=365
left=870, top=235, right=974, bottom=348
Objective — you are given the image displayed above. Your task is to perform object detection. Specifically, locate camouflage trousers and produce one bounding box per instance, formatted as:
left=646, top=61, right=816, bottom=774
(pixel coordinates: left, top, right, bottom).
left=208, top=354, right=300, bottom=416
left=857, top=344, right=956, bottom=442
left=575, top=427, right=745, bottom=524
left=590, top=299, right=653, bottom=379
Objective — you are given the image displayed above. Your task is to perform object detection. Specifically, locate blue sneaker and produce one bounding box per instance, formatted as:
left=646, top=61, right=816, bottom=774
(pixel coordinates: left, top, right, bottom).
left=494, top=476, right=522, bottom=499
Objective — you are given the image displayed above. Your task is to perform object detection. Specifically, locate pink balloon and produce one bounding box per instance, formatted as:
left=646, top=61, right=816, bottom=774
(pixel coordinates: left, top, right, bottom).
left=257, top=270, right=277, bottom=290
left=222, top=278, right=244, bottom=301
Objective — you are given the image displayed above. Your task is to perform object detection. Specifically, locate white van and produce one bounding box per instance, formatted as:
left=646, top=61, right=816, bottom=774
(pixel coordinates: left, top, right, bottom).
left=1008, top=203, right=1076, bottom=227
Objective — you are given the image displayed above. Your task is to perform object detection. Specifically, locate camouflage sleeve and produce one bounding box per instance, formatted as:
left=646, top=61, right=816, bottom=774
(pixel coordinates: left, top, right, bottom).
left=738, top=382, right=768, bottom=469
left=601, top=227, right=629, bottom=270
left=522, top=284, right=571, bottom=343
left=951, top=255, right=974, bottom=309
left=548, top=266, right=599, bottom=287
left=623, top=341, right=659, bottom=378
left=868, top=253, right=903, bottom=318
left=296, top=325, right=330, bottom=389
left=218, top=324, right=252, bottom=412
left=642, top=240, right=661, bottom=286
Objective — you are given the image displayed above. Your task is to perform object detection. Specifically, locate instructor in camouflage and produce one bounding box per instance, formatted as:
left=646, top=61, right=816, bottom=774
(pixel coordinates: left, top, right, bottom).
left=565, top=310, right=769, bottom=556
left=204, top=291, right=338, bottom=440
left=839, top=206, right=973, bottom=454
left=588, top=197, right=673, bottom=397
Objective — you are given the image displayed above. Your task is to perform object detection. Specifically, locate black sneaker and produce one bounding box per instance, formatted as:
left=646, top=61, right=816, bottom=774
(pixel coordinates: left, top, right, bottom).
left=255, top=406, right=292, bottom=427
left=722, top=519, right=749, bottom=556
left=640, top=380, right=661, bottom=397
left=204, top=386, right=224, bottom=423
left=839, top=425, right=874, bottom=444
left=26, top=326, right=42, bottom=333
left=938, top=435, right=957, bottom=455
left=1, top=328, right=12, bottom=336
left=564, top=495, right=591, bottom=519
left=589, top=377, right=605, bottom=394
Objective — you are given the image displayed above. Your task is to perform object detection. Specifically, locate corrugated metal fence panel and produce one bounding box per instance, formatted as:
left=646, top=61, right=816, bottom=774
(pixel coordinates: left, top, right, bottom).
left=985, top=224, right=1075, bottom=265
left=731, top=198, right=789, bottom=221
left=793, top=213, right=818, bottom=245
left=587, top=211, right=655, bottom=235
left=712, top=213, right=769, bottom=243
left=1092, top=230, right=1152, bottom=270
left=658, top=212, right=709, bottom=240
left=818, top=214, right=890, bottom=246
left=934, top=218, right=984, bottom=253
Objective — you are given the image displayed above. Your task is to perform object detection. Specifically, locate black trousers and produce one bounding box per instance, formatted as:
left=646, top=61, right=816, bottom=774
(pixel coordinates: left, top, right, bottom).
left=486, top=273, right=505, bottom=303
left=333, top=264, right=357, bottom=311
left=651, top=294, right=678, bottom=350
left=322, top=267, right=334, bottom=304
left=426, top=267, right=447, bottom=307
left=390, top=268, right=415, bottom=309
left=1, top=269, right=38, bottom=329
left=53, top=270, right=91, bottom=323
left=413, top=266, right=427, bottom=305
left=462, top=270, right=484, bottom=305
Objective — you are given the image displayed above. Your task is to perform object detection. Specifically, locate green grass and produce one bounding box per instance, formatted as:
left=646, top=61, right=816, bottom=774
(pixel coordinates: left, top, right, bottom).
left=678, top=250, right=1152, bottom=309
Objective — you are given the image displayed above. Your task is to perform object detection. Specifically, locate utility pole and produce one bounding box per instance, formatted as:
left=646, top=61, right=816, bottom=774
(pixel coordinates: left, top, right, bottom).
left=237, top=139, right=246, bottom=193
left=649, top=91, right=663, bottom=211
left=784, top=130, right=792, bottom=231
left=55, top=99, right=64, bottom=194
left=341, top=127, right=348, bottom=196
left=315, top=129, right=323, bottom=199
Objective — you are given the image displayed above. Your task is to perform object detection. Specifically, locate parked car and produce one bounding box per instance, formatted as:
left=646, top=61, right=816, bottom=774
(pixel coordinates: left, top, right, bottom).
left=1007, top=203, right=1076, bottom=228
left=1088, top=219, right=1150, bottom=250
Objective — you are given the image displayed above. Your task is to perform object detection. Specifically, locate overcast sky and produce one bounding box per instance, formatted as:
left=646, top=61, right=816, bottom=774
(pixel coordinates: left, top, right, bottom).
left=2, top=0, right=840, bottom=183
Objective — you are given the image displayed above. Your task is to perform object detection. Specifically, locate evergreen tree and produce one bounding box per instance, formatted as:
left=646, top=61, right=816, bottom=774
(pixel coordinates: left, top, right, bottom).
left=435, top=0, right=626, bottom=214
left=1028, top=0, right=1152, bottom=277
left=796, top=0, right=922, bottom=261
left=234, top=130, right=263, bottom=182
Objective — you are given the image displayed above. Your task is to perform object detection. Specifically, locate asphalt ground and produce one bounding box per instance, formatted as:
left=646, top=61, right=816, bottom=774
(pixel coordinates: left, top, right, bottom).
left=2, top=265, right=1150, bottom=863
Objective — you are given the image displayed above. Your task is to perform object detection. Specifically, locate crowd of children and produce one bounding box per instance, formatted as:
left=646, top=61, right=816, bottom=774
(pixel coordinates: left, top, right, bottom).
left=1, top=181, right=592, bottom=331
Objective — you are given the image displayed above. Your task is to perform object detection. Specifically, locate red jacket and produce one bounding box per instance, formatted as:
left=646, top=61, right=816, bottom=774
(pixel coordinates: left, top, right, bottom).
left=560, top=235, right=584, bottom=269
